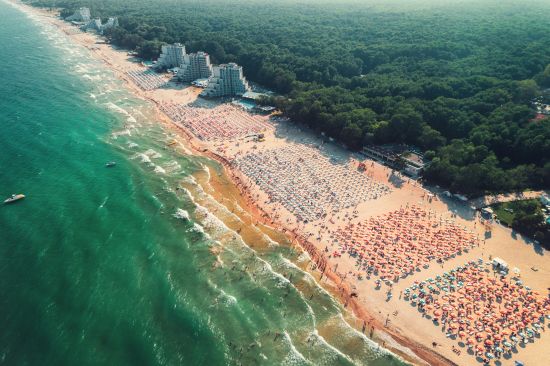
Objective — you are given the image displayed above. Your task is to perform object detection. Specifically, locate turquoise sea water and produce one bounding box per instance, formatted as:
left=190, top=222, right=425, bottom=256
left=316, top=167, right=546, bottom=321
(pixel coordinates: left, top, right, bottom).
left=0, top=2, right=406, bottom=365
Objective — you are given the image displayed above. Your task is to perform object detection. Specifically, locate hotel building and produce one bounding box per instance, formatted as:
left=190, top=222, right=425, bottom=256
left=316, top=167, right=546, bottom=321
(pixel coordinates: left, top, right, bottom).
left=201, top=63, right=250, bottom=97
left=154, top=43, right=186, bottom=70
left=101, top=17, right=119, bottom=33
left=65, top=7, right=91, bottom=22
left=177, top=52, right=213, bottom=82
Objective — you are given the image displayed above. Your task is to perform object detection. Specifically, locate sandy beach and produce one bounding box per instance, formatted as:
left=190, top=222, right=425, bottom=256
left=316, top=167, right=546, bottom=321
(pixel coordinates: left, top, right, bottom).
left=13, top=2, right=550, bottom=365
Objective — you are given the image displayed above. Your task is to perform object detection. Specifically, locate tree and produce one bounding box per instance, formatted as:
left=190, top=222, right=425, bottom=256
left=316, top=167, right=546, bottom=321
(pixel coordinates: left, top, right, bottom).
left=137, top=40, right=162, bottom=60
left=36, top=0, right=550, bottom=194
left=514, top=79, right=539, bottom=102
left=340, top=123, right=363, bottom=150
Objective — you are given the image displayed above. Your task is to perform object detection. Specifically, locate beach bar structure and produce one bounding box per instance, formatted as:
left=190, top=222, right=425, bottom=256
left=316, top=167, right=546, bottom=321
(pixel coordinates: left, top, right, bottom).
left=154, top=43, right=186, bottom=70
left=201, top=63, right=250, bottom=98
left=65, top=7, right=91, bottom=23
left=177, top=52, right=213, bottom=82
left=362, top=144, right=427, bottom=178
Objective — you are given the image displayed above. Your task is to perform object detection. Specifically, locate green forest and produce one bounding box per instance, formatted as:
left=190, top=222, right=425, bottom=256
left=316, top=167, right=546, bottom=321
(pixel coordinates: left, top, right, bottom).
left=27, top=0, right=550, bottom=195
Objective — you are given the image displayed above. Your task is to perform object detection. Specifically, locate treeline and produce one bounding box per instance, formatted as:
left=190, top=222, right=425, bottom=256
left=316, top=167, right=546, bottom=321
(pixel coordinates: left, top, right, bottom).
left=28, top=0, right=550, bottom=195
left=493, top=200, right=550, bottom=247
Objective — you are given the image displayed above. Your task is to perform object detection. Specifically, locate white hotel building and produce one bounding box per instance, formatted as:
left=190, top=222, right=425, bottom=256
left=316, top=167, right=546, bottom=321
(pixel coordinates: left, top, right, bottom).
left=65, top=7, right=91, bottom=23
left=177, top=52, right=213, bottom=82
left=154, top=43, right=186, bottom=70
left=201, top=63, right=250, bottom=98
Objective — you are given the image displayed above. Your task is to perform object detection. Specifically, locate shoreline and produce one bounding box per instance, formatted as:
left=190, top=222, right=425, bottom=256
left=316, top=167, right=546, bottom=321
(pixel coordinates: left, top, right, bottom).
left=9, top=2, right=549, bottom=366
left=11, top=4, right=422, bottom=363
left=19, top=4, right=432, bottom=364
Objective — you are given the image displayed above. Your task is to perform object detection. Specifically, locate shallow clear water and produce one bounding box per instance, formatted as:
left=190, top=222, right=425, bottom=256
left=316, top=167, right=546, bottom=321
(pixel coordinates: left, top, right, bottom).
left=0, top=2, right=406, bottom=365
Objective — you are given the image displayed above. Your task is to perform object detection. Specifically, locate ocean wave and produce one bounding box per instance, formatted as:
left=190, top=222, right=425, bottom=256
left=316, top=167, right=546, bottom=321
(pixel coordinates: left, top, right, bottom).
left=216, top=289, right=238, bottom=307
left=132, top=153, right=151, bottom=164
left=81, top=74, right=103, bottom=82
left=262, top=233, right=280, bottom=247
left=181, top=175, right=197, bottom=185
left=281, top=331, right=311, bottom=366
left=173, top=208, right=190, bottom=221
left=163, top=161, right=182, bottom=174
left=153, top=165, right=166, bottom=174
left=201, top=163, right=211, bottom=181
left=194, top=204, right=230, bottom=236
left=256, top=256, right=291, bottom=290
left=188, top=222, right=210, bottom=239
left=310, top=329, right=354, bottom=364
left=191, top=222, right=204, bottom=233
left=297, top=252, right=311, bottom=263
left=104, top=101, right=130, bottom=116
left=111, top=129, right=131, bottom=139
left=332, top=312, right=399, bottom=361
left=143, top=148, right=162, bottom=159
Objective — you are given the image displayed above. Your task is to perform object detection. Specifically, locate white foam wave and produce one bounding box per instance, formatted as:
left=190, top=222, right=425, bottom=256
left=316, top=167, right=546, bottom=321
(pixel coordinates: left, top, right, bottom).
left=201, top=163, right=211, bottom=181
left=143, top=148, right=162, bottom=159
left=297, top=252, right=311, bottom=263
left=310, top=329, right=354, bottom=364
left=173, top=208, right=190, bottom=221
left=163, top=161, right=182, bottom=174
left=154, top=165, right=166, bottom=174
left=194, top=204, right=230, bottom=236
left=217, top=289, right=238, bottom=307
left=132, top=153, right=151, bottom=164
left=181, top=175, right=197, bottom=185
left=281, top=331, right=311, bottom=366
left=262, top=233, right=280, bottom=247
left=105, top=102, right=130, bottom=116
left=188, top=223, right=210, bottom=239
left=111, top=129, right=131, bottom=138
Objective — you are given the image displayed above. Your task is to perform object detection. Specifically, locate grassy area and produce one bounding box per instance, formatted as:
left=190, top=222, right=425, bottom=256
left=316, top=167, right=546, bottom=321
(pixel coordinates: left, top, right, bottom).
left=491, top=199, right=550, bottom=247
left=492, top=205, right=515, bottom=227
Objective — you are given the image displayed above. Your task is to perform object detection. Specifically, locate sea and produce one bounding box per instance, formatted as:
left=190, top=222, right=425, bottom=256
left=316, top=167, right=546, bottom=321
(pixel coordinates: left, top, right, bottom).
left=0, top=2, right=406, bottom=365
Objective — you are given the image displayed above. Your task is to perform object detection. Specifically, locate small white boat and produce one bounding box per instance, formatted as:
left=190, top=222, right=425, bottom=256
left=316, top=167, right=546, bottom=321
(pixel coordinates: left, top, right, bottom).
left=105, top=161, right=116, bottom=167
left=4, top=194, right=25, bottom=204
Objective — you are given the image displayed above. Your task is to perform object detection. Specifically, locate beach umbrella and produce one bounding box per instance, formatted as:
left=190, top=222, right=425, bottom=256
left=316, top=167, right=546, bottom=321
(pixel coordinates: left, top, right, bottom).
left=515, top=362, right=524, bottom=366
left=467, top=337, right=476, bottom=345
left=503, top=341, right=512, bottom=348
left=486, top=353, right=495, bottom=359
